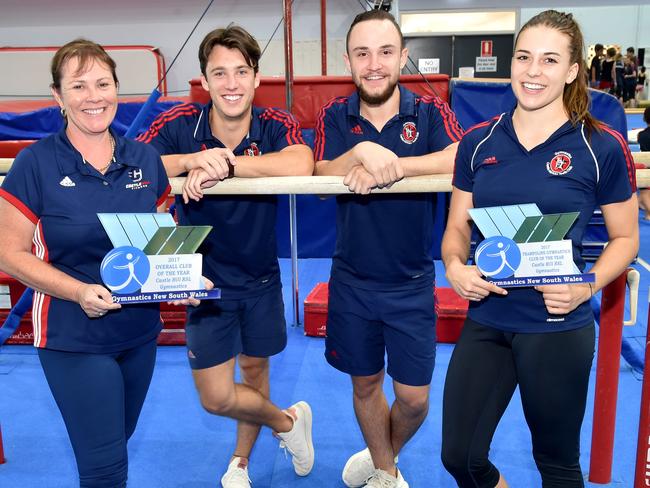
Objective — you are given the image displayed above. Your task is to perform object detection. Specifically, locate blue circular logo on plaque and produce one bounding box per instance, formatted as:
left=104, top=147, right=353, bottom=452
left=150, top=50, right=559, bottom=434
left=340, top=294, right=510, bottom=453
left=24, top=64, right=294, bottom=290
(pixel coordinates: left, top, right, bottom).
left=475, top=236, right=521, bottom=279
left=100, top=246, right=150, bottom=294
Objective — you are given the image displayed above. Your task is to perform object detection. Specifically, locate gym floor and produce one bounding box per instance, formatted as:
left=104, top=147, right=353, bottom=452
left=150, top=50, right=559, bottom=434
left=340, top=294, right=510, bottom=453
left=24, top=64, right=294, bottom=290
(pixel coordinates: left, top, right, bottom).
left=0, top=212, right=648, bottom=487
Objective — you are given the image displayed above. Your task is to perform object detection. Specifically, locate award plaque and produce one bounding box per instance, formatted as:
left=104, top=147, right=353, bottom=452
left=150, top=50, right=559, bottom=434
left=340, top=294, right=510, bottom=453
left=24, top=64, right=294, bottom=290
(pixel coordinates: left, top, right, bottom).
left=469, top=204, right=595, bottom=288
left=98, top=213, right=221, bottom=303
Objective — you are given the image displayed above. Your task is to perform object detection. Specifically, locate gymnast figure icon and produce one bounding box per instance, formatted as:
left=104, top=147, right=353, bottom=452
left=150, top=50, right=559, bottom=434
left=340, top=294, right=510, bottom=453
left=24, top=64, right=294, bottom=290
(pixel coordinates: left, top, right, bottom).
left=109, top=253, right=146, bottom=291
left=475, top=237, right=521, bottom=279
left=101, top=247, right=150, bottom=294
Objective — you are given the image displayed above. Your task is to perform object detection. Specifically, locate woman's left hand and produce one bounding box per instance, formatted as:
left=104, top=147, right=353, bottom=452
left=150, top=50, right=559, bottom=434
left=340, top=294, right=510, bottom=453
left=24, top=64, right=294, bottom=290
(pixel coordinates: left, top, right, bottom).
left=167, top=277, right=215, bottom=307
left=534, top=283, right=591, bottom=315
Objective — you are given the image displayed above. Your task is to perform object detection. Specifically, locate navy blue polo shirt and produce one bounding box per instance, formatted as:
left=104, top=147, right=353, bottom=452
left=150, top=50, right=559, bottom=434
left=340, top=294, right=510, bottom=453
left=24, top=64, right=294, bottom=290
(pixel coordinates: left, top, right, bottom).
left=138, top=103, right=306, bottom=298
left=0, top=128, right=170, bottom=352
left=454, top=112, right=636, bottom=332
left=314, top=85, right=463, bottom=290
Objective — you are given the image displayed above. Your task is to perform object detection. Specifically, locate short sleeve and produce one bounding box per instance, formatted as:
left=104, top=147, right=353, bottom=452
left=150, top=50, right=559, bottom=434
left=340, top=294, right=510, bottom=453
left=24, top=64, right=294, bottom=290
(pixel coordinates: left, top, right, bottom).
left=263, top=109, right=306, bottom=153
left=451, top=133, right=475, bottom=193
left=136, top=104, right=195, bottom=156
left=596, top=133, right=636, bottom=205
left=0, top=147, right=42, bottom=223
left=314, top=101, right=346, bottom=161
left=424, top=98, right=464, bottom=152
left=153, top=154, right=171, bottom=207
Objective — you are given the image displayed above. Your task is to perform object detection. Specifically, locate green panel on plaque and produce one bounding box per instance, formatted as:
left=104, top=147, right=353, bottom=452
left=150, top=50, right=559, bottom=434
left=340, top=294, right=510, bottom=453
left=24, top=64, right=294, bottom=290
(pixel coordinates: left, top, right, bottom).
left=175, top=226, right=212, bottom=254
left=513, top=216, right=542, bottom=243
left=158, top=227, right=194, bottom=255
left=528, top=214, right=561, bottom=242
left=545, top=212, right=579, bottom=241
left=142, top=227, right=175, bottom=255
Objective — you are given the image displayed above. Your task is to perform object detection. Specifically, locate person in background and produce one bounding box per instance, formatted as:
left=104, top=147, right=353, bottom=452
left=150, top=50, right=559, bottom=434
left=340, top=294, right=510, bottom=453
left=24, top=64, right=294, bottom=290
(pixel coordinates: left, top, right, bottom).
left=599, top=47, right=616, bottom=93
left=636, top=65, right=646, bottom=100
left=623, top=54, right=638, bottom=106
left=0, top=39, right=204, bottom=487
left=589, top=43, right=604, bottom=89
left=615, top=51, right=625, bottom=100
left=441, top=10, right=638, bottom=487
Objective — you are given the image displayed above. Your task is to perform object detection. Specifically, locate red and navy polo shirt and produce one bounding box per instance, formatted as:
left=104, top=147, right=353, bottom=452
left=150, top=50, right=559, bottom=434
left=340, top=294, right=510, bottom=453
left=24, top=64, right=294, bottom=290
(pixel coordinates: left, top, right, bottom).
left=0, top=128, right=170, bottom=352
left=138, top=103, right=306, bottom=299
left=314, top=85, right=463, bottom=290
left=454, top=111, right=636, bottom=332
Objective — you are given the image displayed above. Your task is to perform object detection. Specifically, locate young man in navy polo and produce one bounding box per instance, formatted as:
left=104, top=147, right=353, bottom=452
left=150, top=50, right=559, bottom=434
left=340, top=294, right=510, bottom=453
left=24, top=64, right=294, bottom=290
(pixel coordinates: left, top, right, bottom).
left=313, top=10, right=462, bottom=488
left=138, top=26, right=314, bottom=488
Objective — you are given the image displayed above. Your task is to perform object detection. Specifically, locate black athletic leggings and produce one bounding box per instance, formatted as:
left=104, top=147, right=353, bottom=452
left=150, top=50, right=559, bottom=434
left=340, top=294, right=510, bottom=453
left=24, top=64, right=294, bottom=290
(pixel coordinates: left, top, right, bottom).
left=441, top=318, right=595, bottom=488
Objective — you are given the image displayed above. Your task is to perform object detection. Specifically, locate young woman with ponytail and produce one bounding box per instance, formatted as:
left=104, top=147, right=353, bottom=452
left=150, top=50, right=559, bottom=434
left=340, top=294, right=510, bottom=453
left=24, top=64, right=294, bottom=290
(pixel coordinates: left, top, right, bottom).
left=440, top=10, right=638, bottom=487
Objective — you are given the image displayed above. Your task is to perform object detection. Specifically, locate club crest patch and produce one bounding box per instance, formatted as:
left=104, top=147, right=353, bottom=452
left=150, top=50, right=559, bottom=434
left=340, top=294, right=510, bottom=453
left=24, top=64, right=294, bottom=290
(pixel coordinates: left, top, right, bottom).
left=400, top=122, right=419, bottom=144
left=245, top=142, right=261, bottom=157
left=546, top=151, right=573, bottom=176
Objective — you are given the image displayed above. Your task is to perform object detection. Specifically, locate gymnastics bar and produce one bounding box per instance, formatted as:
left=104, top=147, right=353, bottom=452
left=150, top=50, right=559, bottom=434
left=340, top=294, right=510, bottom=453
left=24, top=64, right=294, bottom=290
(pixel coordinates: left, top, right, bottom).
left=1, top=160, right=650, bottom=190
left=589, top=269, right=640, bottom=483
left=634, top=288, right=650, bottom=488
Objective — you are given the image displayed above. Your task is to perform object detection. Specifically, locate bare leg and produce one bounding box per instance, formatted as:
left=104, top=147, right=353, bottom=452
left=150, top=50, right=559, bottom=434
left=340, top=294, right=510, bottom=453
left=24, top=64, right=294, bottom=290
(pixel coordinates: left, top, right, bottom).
left=390, top=380, right=430, bottom=456
left=496, top=474, right=510, bottom=487
left=232, top=354, right=270, bottom=461
left=192, top=358, right=293, bottom=434
left=351, top=371, right=396, bottom=476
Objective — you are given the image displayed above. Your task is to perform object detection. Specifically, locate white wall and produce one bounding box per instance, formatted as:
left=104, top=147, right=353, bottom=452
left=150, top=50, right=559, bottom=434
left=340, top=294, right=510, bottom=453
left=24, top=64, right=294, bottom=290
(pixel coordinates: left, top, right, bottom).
left=0, top=0, right=360, bottom=97
left=2, top=0, right=649, bottom=98
left=520, top=5, right=650, bottom=51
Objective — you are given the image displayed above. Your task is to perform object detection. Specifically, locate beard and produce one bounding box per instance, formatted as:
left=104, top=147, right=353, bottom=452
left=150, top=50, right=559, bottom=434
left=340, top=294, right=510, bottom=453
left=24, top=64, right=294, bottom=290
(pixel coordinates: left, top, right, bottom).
left=357, top=77, right=399, bottom=106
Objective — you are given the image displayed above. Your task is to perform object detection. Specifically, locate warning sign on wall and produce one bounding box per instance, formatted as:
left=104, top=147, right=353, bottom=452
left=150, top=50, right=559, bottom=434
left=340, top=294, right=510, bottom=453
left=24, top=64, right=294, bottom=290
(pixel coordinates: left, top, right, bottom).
left=418, top=58, right=440, bottom=74
left=476, top=56, right=497, bottom=72
left=481, top=40, right=493, bottom=57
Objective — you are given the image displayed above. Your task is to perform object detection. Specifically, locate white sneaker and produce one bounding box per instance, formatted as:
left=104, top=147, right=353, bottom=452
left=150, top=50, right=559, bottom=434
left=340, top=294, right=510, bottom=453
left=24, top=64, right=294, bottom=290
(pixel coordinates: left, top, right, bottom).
left=221, top=457, right=251, bottom=488
left=342, top=448, right=400, bottom=488
left=275, top=401, right=314, bottom=476
left=364, top=469, right=409, bottom=488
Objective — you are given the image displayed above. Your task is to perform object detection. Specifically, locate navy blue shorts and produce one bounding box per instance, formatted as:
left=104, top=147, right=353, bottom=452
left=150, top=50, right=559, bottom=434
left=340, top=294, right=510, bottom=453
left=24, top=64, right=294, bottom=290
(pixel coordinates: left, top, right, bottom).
left=325, top=280, right=436, bottom=386
left=185, top=285, right=287, bottom=370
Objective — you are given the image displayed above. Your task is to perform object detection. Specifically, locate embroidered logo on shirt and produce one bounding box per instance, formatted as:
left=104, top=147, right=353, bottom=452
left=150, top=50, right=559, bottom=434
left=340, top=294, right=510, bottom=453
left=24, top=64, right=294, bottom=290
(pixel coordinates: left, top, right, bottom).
left=350, top=124, right=363, bottom=135
left=245, top=142, right=261, bottom=157
left=400, top=122, right=419, bottom=144
left=546, top=151, right=573, bottom=176
left=59, top=176, right=76, bottom=187
left=483, top=156, right=498, bottom=165
left=125, top=169, right=150, bottom=190
left=128, top=169, right=143, bottom=183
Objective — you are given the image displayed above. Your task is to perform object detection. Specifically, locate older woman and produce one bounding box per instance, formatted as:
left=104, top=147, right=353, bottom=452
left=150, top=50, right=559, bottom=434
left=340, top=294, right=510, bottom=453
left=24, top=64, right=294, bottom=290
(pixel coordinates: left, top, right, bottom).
left=0, top=39, right=171, bottom=487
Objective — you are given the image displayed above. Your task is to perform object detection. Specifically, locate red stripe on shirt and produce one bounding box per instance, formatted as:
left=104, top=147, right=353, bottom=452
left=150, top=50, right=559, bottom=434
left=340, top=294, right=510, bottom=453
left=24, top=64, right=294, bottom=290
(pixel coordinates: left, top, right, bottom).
left=261, top=108, right=305, bottom=145
left=463, top=115, right=503, bottom=136
left=137, top=104, right=200, bottom=144
left=32, top=221, right=50, bottom=348
left=601, top=125, right=637, bottom=191
left=0, top=188, right=38, bottom=224
left=314, top=97, right=347, bottom=161
left=418, top=96, right=464, bottom=141
left=156, top=184, right=172, bottom=207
